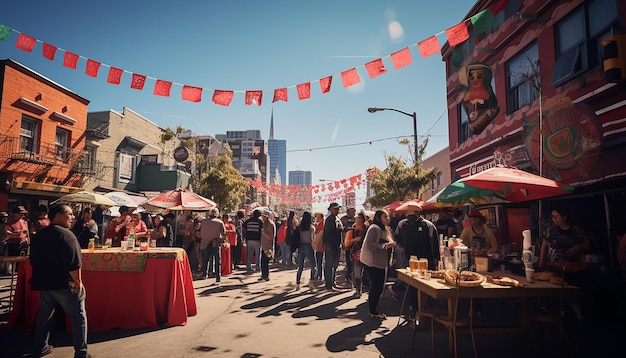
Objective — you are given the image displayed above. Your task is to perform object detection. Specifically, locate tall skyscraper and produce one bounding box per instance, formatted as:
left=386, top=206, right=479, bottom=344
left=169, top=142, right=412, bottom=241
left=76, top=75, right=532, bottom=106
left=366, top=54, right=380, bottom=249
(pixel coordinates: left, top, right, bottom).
left=267, top=109, right=286, bottom=185
left=288, top=170, right=312, bottom=186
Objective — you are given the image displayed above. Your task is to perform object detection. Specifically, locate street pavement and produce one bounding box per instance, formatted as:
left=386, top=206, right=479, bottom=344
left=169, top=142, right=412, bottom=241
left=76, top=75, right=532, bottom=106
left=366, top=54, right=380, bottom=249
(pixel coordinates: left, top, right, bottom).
left=0, top=259, right=617, bottom=358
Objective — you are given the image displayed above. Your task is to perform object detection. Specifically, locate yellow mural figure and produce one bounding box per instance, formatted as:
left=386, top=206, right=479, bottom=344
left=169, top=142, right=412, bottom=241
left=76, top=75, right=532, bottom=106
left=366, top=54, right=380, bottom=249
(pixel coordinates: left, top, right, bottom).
left=460, top=62, right=499, bottom=135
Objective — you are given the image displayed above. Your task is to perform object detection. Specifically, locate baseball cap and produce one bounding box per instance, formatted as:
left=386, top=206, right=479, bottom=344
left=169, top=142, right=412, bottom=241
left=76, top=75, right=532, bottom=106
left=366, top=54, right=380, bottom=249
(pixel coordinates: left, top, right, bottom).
left=328, top=202, right=341, bottom=210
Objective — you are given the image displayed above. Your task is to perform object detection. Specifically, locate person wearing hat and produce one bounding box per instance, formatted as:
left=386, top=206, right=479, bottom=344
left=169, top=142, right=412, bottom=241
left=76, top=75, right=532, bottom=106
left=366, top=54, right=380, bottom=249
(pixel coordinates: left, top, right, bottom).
left=259, top=209, right=276, bottom=281
left=435, top=207, right=459, bottom=238
left=103, top=205, right=132, bottom=247
left=5, top=205, right=30, bottom=256
left=459, top=209, right=498, bottom=254
left=323, top=202, right=344, bottom=291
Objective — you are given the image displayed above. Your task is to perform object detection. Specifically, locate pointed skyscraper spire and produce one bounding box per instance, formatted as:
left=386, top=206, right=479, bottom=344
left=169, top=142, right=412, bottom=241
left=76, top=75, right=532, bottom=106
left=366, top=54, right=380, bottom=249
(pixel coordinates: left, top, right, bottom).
left=269, top=108, right=275, bottom=140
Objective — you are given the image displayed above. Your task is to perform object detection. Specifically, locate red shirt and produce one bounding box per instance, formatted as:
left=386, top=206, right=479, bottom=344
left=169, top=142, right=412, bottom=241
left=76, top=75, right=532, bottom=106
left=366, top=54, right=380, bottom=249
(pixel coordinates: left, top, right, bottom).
left=277, top=224, right=287, bottom=244
left=225, top=222, right=237, bottom=246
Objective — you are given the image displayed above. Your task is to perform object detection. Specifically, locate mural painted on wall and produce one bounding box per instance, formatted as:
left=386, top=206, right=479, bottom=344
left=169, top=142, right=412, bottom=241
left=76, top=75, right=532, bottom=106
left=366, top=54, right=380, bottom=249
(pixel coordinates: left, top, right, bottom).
left=459, top=62, right=499, bottom=135
left=524, top=102, right=603, bottom=183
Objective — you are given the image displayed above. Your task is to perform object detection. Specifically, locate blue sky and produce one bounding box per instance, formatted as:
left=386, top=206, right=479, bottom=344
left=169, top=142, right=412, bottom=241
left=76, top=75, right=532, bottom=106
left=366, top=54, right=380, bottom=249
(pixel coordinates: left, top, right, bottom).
left=1, top=0, right=476, bottom=209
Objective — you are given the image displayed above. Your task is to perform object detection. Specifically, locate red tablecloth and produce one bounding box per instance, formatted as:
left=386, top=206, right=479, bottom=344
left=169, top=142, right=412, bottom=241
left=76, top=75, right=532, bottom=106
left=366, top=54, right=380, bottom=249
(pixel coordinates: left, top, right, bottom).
left=8, top=248, right=197, bottom=333
left=221, top=246, right=231, bottom=275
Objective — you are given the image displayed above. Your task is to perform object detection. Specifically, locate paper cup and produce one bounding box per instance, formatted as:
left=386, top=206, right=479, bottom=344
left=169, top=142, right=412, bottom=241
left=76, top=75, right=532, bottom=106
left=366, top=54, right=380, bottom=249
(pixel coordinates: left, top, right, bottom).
left=525, top=268, right=535, bottom=283
left=120, top=241, right=128, bottom=251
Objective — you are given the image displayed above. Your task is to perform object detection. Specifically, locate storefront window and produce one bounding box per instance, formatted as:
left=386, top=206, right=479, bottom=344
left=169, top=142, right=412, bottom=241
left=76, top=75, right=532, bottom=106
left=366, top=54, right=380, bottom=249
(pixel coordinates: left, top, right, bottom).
left=506, top=42, right=539, bottom=114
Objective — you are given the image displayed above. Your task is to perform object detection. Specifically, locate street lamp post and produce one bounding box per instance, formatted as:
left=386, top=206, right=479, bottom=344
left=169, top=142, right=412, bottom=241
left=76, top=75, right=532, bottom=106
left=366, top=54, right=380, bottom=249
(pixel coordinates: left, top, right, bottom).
left=367, top=107, right=418, bottom=163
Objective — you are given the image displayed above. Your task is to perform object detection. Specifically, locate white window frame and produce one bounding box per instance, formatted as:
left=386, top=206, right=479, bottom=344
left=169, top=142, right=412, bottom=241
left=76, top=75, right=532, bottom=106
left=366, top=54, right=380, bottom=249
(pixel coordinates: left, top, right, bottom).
left=118, top=153, right=136, bottom=183
left=19, top=116, right=38, bottom=153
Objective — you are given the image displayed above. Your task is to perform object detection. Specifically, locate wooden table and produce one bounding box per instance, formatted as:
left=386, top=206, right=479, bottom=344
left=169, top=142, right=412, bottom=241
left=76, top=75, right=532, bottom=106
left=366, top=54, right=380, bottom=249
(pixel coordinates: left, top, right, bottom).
left=396, top=268, right=579, bottom=352
left=8, top=248, right=197, bottom=333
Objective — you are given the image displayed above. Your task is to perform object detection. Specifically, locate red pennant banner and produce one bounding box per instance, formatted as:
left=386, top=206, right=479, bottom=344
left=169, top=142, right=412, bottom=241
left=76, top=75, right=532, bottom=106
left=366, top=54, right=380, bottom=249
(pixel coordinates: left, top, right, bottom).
left=365, top=58, right=387, bottom=79
left=320, top=76, right=332, bottom=93
left=273, top=88, right=288, bottom=103
left=16, top=33, right=36, bottom=52
left=490, top=0, right=509, bottom=14
left=212, top=90, right=234, bottom=106
left=182, top=85, right=202, bottom=102
left=42, top=43, right=57, bottom=60
left=130, top=73, right=146, bottom=90
left=340, top=68, right=360, bottom=87
left=85, top=59, right=101, bottom=77
left=390, top=47, right=412, bottom=69
left=107, top=67, right=123, bottom=84
left=445, top=22, right=469, bottom=46
left=154, top=80, right=172, bottom=97
left=296, top=82, right=311, bottom=100
left=245, top=90, right=263, bottom=106
left=418, top=36, right=441, bottom=58
left=63, top=52, right=79, bottom=69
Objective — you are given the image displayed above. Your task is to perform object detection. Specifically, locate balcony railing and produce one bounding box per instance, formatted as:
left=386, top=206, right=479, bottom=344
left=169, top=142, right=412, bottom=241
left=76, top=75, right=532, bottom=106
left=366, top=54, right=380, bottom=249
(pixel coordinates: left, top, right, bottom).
left=0, top=134, right=85, bottom=168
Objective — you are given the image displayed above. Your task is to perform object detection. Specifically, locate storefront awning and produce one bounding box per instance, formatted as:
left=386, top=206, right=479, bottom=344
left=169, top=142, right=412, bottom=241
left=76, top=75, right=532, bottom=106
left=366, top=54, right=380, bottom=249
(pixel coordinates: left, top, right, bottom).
left=11, top=180, right=83, bottom=197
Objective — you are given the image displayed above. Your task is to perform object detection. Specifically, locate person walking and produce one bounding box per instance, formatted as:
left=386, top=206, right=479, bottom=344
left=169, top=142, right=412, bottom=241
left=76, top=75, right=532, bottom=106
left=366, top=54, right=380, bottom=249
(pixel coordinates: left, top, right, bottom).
left=294, top=211, right=316, bottom=291
left=243, top=210, right=263, bottom=272
left=360, top=210, right=396, bottom=319
left=341, top=207, right=357, bottom=285
left=29, top=204, right=89, bottom=358
left=259, top=210, right=276, bottom=281
left=313, top=211, right=325, bottom=282
left=345, top=212, right=367, bottom=298
left=200, top=208, right=226, bottom=285
left=323, top=203, right=344, bottom=291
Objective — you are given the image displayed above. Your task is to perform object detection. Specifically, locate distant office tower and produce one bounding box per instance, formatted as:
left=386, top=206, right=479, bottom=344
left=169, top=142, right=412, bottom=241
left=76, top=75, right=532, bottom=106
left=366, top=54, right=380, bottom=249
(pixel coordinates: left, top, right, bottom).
left=289, top=170, right=312, bottom=186
left=268, top=110, right=286, bottom=185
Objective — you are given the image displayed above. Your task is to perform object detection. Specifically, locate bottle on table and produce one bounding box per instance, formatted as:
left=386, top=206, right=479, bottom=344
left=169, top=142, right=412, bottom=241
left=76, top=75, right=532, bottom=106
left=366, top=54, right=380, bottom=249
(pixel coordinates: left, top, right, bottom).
left=88, top=238, right=95, bottom=253
left=128, top=229, right=136, bottom=250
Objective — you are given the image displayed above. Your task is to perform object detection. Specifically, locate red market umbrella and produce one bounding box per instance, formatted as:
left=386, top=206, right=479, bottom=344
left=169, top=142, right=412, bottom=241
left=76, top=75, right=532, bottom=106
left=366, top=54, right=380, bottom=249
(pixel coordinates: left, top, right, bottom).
left=458, top=166, right=573, bottom=203
left=395, top=199, right=425, bottom=212
left=143, top=188, right=216, bottom=211
left=383, top=200, right=404, bottom=211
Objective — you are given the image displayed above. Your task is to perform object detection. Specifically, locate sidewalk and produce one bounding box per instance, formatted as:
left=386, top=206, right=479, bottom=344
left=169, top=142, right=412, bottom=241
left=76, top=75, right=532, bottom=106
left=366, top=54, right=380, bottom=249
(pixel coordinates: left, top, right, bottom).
left=0, top=260, right=616, bottom=357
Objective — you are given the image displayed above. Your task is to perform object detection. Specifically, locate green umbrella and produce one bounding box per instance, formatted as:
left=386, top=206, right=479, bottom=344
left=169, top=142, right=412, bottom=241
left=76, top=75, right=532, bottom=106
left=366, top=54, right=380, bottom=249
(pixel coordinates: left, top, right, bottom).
left=433, top=181, right=509, bottom=206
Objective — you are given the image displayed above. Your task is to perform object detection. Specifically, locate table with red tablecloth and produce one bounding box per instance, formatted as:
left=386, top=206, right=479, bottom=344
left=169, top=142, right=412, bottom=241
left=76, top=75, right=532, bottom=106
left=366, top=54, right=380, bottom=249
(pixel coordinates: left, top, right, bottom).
left=8, top=248, right=197, bottom=333
left=221, top=245, right=231, bottom=275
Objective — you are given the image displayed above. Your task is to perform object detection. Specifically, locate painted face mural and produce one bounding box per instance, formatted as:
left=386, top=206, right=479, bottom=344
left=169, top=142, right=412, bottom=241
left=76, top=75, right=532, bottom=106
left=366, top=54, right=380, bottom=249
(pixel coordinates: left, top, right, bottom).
left=460, top=62, right=499, bottom=135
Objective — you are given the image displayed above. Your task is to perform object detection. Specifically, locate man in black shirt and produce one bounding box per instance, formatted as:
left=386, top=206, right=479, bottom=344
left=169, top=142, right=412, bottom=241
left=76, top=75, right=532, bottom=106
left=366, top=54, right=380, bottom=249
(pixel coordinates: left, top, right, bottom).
left=30, top=204, right=89, bottom=358
left=435, top=207, right=458, bottom=238
left=243, top=209, right=263, bottom=272
left=323, top=202, right=344, bottom=290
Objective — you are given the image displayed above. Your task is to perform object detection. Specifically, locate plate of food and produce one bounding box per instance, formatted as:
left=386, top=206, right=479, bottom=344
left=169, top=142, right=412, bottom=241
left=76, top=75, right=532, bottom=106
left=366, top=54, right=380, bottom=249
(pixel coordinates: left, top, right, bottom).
left=443, top=269, right=486, bottom=287
left=485, top=275, right=523, bottom=287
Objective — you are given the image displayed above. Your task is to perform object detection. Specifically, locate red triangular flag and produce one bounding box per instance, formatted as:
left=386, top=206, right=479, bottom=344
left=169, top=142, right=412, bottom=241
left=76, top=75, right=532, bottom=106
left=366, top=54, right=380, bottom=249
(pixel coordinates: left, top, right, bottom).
left=296, top=82, right=310, bottom=100
left=245, top=90, right=263, bottom=106
left=365, top=58, right=387, bottom=79
left=273, top=88, right=288, bottom=103
left=490, top=0, right=509, bottom=14
left=340, top=68, right=361, bottom=87
left=212, top=90, right=234, bottom=106
left=42, top=43, right=57, bottom=60
left=63, top=52, right=79, bottom=69
left=445, top=22, right=469, bottom=46
left=418, top=36, right=441, bottom=58
left=390, top=47, right=412, bottom=70
left=130, top=73, right=146, bottom=90
left=16, top=33, right=36, bottom=52
left=182, top=85, right=202, bottom=102
left=107, top=67, right=123, bottom=84
left=154, top=80, right=172, bottom=97
left=320, top=76, right=332, bottom=93
left=85, top=59, right=101, bottom=77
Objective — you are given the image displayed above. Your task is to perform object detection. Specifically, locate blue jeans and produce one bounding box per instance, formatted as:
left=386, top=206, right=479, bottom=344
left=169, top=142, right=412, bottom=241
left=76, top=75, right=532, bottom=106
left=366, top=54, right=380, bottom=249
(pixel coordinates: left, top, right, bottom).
left=314, top=250, right=324, bottom=280
left=34, top=286, right=88, bottom=358
left=202, top=244, right=221, bottom=281
left=261, top=250, right=270, bottom=279
left=279, top=242, right=290, bottom=266
left=246, top=240, right=261, bottom=271
left=296, top=243, right=316, bottom=284
left=324, top=245, right=340, bottom=289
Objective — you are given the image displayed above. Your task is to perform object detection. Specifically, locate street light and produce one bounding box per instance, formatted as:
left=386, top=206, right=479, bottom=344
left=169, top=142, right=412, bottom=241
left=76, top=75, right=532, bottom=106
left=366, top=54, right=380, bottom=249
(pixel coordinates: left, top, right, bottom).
left=367, top=107, right=418, bottom=163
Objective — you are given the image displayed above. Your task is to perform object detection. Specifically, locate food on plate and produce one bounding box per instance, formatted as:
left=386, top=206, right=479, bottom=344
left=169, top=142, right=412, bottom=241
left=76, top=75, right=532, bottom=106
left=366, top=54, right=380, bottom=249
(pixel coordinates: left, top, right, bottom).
left=533, top=271, right=555, bottom=281
left=443, top=269, right=485, bottom=287
left=427, top=270, right=446, bottom=279
left=485, top=275, right=523, bottom=287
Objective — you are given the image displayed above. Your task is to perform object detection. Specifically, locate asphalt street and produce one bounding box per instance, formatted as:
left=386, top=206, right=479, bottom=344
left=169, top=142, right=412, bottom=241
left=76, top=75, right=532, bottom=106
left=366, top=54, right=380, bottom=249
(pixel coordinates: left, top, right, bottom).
left=0, top=259, right=616, bottom=357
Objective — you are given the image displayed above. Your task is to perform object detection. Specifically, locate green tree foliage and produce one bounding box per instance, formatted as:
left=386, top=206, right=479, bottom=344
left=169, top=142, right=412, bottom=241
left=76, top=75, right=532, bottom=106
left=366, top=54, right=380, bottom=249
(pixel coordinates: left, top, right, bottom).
left=195, top=152, right=247, bottom=212
left=368, top=138, right=437, bottom=207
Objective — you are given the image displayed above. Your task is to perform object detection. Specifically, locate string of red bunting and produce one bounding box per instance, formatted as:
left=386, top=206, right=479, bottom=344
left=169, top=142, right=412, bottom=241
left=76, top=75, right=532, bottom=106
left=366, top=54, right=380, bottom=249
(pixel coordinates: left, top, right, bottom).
left=0, top=1, right=506, bottom=107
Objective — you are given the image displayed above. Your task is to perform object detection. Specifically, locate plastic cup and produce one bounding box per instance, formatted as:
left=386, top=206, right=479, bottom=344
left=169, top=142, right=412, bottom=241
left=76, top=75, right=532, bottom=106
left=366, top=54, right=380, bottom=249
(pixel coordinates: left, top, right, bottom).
left=424, top=271, right=431, bottom=280
left=120, top=241, right=128, bottom=251
left=525, top=268, right=535, bottom=283
left=140, top=241, right=148, bottom=251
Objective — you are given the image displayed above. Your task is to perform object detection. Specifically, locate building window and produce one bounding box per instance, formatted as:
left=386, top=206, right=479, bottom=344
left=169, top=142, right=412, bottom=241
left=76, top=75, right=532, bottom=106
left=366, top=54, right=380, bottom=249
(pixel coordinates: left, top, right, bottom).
left=55, top=128, right=70, bottom=161
left=458, top=104, right=471, bottom=144
left=551, top=0, right=619, bottom=86
left=118, top=153, right=136, bottom=183
left=19, top=116, right=38, bottom=153
left=436, top=171, right=442, bottom=187
left=85, top=146, right=96, bottom=173
left=489, top=0, right=518, bottom=33
left=506, top=42, right=539, bottom=114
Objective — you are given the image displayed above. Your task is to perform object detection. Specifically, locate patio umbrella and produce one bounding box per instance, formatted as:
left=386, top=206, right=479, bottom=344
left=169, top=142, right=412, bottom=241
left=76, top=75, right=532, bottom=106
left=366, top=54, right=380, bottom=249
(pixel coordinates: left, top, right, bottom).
left=52, top=191, right=117, bottom=207
left=383, top=200, right=404, bottom=211
left=103, top=191, right=146, bottom=208
left=458, top=166, right=573, bottom=203
left=430, top=181, right=511, bottom=206
left=395, top=199, right=425, bottom=212
left=143, top=188, right=216, bottom=211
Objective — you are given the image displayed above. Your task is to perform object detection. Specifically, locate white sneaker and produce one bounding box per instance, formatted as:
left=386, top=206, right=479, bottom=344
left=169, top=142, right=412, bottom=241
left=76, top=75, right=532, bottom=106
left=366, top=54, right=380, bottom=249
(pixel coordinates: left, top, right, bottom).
left=295, top=283, right=301, bottom=291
